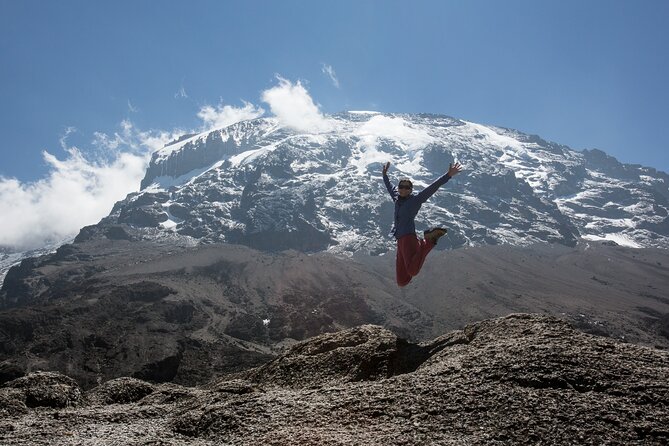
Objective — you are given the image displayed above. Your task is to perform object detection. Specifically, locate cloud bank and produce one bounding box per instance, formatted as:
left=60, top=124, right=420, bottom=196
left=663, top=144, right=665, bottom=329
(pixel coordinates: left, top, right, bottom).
left=0, top=150, right=146, bottom=251
left=0, top=122, right=180, bottom=251
left=261, top=76, right=333, bottom=133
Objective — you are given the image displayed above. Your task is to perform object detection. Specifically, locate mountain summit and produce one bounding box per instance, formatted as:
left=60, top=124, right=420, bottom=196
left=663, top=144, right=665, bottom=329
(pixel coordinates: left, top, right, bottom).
left=84, top=112, right=668, bottom=254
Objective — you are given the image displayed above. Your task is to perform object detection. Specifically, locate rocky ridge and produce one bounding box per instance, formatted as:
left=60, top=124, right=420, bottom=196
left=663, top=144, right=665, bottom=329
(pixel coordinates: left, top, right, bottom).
left=1, top=314, right=667, bottom=445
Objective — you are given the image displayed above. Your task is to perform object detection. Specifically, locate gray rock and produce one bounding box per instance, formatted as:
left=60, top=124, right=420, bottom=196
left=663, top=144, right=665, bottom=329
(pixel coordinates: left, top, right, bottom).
left=241, top=325, right=432, bottom=388
left=86, top=377, right=155, bottom=404
left=118, top=205, right=168, bottom=227
left=0, top=388, right=28, bottom=417
left=138, top=382, right=201, bottom=406
left=4, top=371, right=81, bottom=408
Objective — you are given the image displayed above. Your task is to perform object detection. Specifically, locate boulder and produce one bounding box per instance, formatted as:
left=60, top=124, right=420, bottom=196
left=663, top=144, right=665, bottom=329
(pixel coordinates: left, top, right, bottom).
left=5, top=372, right=81, bottom=408
left=242, top=325, right=430, bottom=388
left=86, top=377, right=155, bottom=405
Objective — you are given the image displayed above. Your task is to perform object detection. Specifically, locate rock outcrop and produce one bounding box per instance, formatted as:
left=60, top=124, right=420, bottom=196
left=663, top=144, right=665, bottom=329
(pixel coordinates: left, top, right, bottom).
left=1, top=314, right=667, bottom=445
left=1, top=372, right=81, bottom=414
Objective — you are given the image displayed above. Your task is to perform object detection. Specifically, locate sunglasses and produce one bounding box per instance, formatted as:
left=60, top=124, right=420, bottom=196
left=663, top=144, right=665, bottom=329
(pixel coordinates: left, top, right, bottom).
left=398, top=184, right=412, bottom=190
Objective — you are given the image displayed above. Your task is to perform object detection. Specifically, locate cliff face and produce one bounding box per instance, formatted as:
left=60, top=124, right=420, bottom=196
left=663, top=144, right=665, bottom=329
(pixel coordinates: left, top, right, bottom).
left=1, top=314, right=668, bottom=445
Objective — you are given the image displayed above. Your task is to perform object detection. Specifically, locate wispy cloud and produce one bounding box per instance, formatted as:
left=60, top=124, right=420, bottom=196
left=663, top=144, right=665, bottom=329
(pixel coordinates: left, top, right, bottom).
left=321, top=63, right=340, bottom=88
left=92, top=120, right=183, bottom=155
left=59, top=126, right=77, bottom=150
left=261, top=75, right=333, bottom=133
left=197, top=100, right=265, bottom=131
left=0, top=121, right=182, bottom=251
left=175, top=86, right=188, bottom=99
left=127, top=99, right=139, bottom=113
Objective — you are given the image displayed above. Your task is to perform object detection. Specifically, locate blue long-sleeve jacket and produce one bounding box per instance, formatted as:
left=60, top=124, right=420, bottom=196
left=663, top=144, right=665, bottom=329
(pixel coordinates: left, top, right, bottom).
left=383, top=172, right=452, bottom=239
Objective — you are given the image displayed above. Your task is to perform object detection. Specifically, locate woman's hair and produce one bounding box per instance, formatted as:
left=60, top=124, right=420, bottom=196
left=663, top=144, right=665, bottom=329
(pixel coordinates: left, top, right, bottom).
left=398, top=178, right=413, bottom=187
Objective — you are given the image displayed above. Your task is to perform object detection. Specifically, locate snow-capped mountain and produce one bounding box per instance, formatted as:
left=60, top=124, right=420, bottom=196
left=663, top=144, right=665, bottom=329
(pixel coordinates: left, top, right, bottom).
left=90, top=112, right=669, bottom=253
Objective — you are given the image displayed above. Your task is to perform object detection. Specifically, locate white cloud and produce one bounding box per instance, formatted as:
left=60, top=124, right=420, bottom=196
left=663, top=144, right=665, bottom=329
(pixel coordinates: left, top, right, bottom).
left=197, top=100, right=265, bottom=131
left=321, top=63, right=340, bottom=88
left=127, top=99, right=138, bottom=113
left=0, top=121, right=181, bottom=251
left=261, top=76, right=333, bottom=133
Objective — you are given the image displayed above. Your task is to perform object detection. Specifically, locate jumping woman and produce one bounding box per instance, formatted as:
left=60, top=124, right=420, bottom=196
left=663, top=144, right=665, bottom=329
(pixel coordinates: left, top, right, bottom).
left=382, top=161, right=463, bottom=287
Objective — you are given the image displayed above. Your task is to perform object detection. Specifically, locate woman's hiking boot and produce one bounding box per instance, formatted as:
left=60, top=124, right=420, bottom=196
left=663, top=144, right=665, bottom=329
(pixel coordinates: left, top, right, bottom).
left=424, top=227, right=447, bottom=245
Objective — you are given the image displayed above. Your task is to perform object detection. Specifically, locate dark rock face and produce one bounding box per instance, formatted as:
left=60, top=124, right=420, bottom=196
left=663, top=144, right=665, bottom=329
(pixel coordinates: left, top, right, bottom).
left=0, top=257, right=39, bottom=308
left=74, top=224, right=134, bottom=243
left=1, top=314, right=668, bottom=445
left=0, top=362, right=23, bottom=384
left=118, top=205, right=169, bottom=227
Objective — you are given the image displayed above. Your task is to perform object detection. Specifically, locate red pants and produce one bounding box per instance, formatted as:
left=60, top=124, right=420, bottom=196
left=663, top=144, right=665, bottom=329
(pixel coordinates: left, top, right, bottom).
left=396, top=234, right=435, bottom=287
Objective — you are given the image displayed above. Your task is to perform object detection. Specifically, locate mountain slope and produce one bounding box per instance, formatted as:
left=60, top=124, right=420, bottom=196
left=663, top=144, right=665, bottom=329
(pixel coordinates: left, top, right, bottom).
left=96, top=112, right=669, bottom=254
left=2, top=112, right=667, bottom=283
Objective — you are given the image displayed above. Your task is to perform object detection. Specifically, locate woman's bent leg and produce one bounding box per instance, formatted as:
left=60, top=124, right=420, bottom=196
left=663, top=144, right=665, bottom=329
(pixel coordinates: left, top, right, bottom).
left=396, top=239, right=413, bottom=287
left=396, top=234, right=435, bottom=281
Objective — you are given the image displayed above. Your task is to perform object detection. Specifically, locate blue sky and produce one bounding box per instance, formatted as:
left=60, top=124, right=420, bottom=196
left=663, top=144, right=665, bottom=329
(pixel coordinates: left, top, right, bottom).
left=1, top=0, right=668, bottom=249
